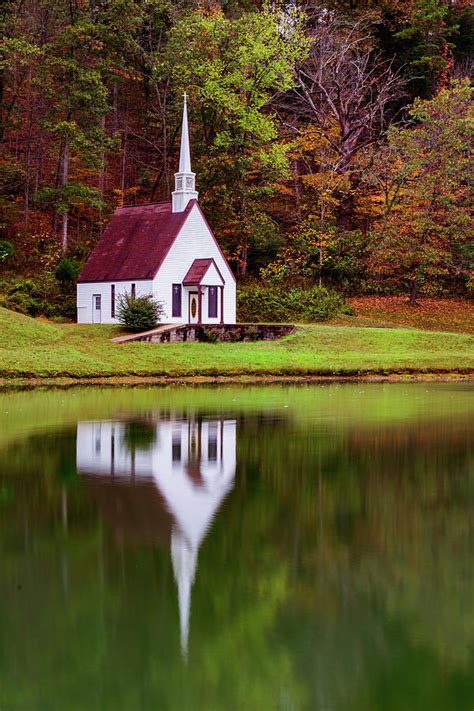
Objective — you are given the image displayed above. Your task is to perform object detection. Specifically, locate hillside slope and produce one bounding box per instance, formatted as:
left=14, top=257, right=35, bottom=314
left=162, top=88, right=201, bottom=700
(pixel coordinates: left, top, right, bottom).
left=0, top=307, right=473, bottom=379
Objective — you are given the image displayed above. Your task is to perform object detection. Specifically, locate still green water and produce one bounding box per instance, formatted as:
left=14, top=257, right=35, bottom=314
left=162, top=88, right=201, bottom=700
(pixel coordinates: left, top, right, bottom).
left=0, top=382, right=473, bottom=711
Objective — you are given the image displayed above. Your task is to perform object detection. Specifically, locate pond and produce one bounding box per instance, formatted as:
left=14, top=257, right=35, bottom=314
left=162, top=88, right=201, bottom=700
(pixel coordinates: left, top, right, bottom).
left=0, top=382, right=473, bottom=710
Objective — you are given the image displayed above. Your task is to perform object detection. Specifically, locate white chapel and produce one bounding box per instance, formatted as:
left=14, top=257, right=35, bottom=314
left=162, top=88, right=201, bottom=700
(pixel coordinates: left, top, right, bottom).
left=76, top=96, right=236, bottom=325
left=76, top=415, right=237, bottom=657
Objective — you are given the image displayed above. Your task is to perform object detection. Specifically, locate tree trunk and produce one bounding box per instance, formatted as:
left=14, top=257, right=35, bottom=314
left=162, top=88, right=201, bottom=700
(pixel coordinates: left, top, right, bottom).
left=34, top=140, right=43, bottom=196
left=293, top=159, right=301, bottom=218
left=23, top=133, right=31, bottom=234
left=238, top=194, right=248, bottom=277
left=163, top=112, right=170, bottom=197
left=0, top=68, right=4, bottom=144
left=120, top=127, right=127, bottom=205
left=24, top=153, right=30, bottom=234
left=240, top=233, right=248, bottom=277
left=61, top=209, right=68, bottom=254
left=23, top=67, right=33, bottom=234
left=53, top=137, right=66, bottom=234
left=409, top=189, right=438, bottom=306
left=61, top=142, right=69, bottom=253
left=99, top=114, right=106, bottom=199
left=319, top=203, right=325, bottom=288
left=112, top=81, right=118, bottom=134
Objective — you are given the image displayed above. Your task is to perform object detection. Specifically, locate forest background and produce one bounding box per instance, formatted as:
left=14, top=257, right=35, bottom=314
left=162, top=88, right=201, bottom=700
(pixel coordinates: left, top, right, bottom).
left=0, top=0, right=472, bottom=321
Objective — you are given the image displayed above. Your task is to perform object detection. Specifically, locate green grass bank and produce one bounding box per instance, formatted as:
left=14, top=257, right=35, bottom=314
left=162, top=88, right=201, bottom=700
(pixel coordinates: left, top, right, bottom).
left=0, top=307, right=473, bottom=382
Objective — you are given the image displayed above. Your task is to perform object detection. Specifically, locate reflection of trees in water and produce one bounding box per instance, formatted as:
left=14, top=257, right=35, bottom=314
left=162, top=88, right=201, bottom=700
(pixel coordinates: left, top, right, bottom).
left=2, top=428, right=78, bottom=482
left=0, top=407, right=473, bottom=709
left=121, top=418, right=157, bottom=453
left=232, top=413, right=474, bottom=704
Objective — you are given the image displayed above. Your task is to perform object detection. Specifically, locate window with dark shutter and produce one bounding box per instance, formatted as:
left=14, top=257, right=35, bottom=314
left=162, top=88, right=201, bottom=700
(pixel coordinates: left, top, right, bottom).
left=172, top=284, right=182, bottom=317
left=111, top=285, right=115, bottom=318
left=131, top=283, right=136, bottom=298
left=208, top=423, right=218, bottom=460
left=208, top=286, right=218, bottom=318
left=172, top=431, right=182, bottom=462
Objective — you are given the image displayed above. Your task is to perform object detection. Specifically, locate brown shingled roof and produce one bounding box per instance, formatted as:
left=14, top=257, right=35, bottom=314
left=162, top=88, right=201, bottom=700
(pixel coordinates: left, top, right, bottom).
left=78, top=200, right=195, bottom=283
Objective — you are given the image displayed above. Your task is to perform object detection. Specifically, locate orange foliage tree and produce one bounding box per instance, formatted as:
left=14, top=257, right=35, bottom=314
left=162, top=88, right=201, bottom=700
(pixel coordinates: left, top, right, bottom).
left=366, top=79, right=473, bottom=303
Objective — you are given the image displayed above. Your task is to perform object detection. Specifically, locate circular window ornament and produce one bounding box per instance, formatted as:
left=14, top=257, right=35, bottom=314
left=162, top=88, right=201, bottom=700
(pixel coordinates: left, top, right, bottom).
left=191, top=297, right=197, bottom=319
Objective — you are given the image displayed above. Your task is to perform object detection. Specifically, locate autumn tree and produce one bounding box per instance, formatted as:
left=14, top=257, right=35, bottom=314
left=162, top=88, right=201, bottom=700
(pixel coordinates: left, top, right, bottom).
left=366, top=79, right=473, bottom=304
left=1, top=0, right=473, bottom=306
left=395, top=0, right=458, bottom=94
left=298, top=0, right=473, bottom=98
left=163, top=4, right=308, bottom=275
left=34, top=0, right=142, bottom=253
left=289, top=12, right=405, bottom=175
left=1, top=0, right=119, bottom=255
left=261, top=123, right=354, bottom=287
left=264, top=10, right=404, bottom=288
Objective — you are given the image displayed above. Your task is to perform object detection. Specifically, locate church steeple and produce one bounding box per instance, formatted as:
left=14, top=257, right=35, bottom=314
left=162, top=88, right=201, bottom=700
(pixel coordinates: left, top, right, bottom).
left=172, top=93, right=198, bottom=213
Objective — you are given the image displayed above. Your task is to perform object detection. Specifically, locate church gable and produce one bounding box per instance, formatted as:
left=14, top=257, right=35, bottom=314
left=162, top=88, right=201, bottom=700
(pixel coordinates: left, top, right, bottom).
left=156, top=202, right=234, bottom=287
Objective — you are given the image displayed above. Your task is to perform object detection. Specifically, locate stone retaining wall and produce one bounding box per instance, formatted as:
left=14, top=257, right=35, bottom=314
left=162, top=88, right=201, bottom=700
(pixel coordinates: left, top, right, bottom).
left=134, top=323, right=295, bottom=343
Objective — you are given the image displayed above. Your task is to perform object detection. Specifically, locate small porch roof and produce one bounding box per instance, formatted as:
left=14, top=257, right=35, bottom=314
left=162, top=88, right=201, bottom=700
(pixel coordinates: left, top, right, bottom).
left=182, top=258, right=225, bottom=286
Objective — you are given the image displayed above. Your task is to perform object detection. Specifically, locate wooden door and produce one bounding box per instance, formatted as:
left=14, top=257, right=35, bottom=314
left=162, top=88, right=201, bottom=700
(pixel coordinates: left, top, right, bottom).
left=188, top=292, right=199, bottom=324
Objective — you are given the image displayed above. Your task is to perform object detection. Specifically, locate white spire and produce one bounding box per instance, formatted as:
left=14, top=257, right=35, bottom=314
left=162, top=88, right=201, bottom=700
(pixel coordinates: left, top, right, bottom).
left=172, top=92, right=198, bottom=213
left=171, top=527, right=197, bottom=661
left=178, top=93, right=192, bottom=174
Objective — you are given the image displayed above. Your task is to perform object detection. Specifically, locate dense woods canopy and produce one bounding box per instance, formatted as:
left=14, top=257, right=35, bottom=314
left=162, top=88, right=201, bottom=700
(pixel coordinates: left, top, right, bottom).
left=0, top=0, right=472, bottom=308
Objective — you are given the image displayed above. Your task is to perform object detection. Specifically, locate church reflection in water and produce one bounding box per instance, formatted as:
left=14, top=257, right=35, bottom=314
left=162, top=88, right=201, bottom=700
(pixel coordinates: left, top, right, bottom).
left=76, top=415, right=237, bottom=657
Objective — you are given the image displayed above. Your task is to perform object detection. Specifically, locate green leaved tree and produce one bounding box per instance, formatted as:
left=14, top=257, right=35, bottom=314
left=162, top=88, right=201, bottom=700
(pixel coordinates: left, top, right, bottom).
left=163, top=4, right=308, bottom=275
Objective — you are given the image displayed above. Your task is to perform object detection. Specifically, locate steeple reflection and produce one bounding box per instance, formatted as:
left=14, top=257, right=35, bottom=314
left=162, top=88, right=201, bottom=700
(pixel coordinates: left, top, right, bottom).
left=76, top=415, right=236, bottom=657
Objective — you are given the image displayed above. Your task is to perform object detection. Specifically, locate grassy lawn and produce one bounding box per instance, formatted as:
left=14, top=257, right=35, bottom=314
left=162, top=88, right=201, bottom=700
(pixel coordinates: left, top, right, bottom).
left=0, top=306, right=473, bottom=380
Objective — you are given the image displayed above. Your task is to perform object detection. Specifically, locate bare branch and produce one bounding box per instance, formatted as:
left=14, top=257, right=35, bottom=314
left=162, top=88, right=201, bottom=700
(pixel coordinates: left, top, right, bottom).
left=281, top=11, right=406, bottom=174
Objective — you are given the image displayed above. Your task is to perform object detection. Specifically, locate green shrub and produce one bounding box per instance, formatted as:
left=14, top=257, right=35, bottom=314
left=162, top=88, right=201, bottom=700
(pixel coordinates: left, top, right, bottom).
left=199, top=325, right=267, bottom=342
left=117, top=293, right=164, bottom=332
left=246, top=326, right=260, bottom=341
left=223, top=328, right=243, bottom=342
left=55, top=257, right=80, bottom=286
left=0, top=240, right=14, bottom=262
left=0, top=275, right=77, bottom=319
left=199, top=327, right=221, bottom=343
left=237, top=283, right=350, bottom=323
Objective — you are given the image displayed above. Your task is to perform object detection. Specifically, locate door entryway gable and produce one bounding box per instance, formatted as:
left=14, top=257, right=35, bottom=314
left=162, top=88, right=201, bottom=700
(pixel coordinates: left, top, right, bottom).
left=200, top=260, right=224, bottom=287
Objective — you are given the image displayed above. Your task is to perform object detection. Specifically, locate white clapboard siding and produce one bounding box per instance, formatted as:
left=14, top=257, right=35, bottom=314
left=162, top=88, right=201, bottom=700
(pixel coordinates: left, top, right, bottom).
left=77, top=280, right=153, bottom=324
left=152, top=204, right=236, bottom=324
left=77, top=204, right=236, bottom=325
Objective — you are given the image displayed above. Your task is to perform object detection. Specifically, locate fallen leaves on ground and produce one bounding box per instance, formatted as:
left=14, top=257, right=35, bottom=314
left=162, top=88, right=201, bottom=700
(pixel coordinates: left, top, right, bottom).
left=334, top=297, right=474, bottom=334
